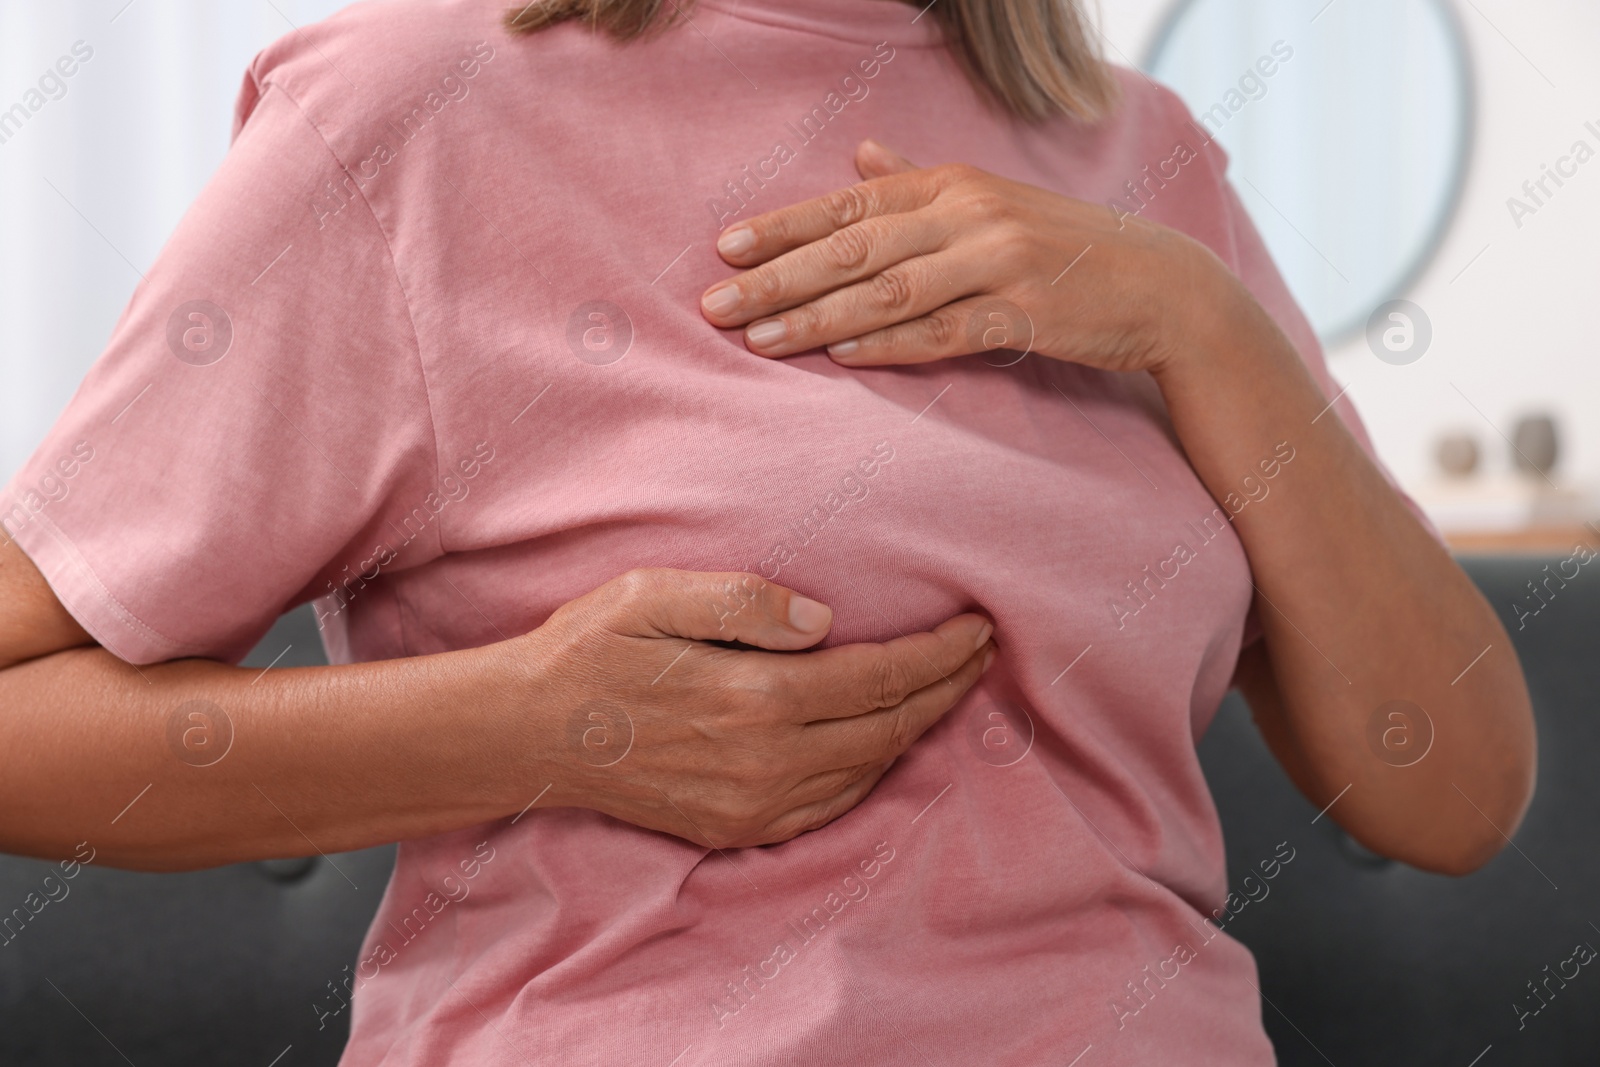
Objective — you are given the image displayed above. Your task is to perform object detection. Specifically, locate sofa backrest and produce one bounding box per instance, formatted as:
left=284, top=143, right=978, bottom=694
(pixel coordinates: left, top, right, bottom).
left=1200, top=555, right=1600, bottom=1065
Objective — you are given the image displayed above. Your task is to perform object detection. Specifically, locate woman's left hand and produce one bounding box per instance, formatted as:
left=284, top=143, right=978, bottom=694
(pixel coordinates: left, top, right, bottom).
left=699, top=139, right=1238, bottom=376
left=701, top=141, right=1539, bottom=880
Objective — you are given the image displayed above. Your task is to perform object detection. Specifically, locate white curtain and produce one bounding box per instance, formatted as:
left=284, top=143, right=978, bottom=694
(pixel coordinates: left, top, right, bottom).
left=0, top=0, right=352, bottom=480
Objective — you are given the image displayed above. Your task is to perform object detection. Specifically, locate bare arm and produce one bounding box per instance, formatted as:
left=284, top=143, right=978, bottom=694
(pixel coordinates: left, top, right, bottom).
left=0, top=536, right=993, bottom=870
left=1161, top=283, right=1534, bottom=875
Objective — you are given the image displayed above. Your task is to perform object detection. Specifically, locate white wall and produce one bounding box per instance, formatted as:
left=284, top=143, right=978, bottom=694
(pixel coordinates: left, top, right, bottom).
left=3, top=0, right=1596, bottom=507
left=0, top=0, right=349, bottom=478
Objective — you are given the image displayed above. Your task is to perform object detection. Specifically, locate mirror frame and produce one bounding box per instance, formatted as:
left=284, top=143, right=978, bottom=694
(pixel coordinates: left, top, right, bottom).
left=1141, top=0, right=1478, bottom=346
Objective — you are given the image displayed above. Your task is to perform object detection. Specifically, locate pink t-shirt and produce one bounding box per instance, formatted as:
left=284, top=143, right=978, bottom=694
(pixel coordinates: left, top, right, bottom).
left=6, top=0, right=1410, bottom=1062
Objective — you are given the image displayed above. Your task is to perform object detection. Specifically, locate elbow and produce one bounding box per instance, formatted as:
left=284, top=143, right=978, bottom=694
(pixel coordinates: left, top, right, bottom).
left=1352, top=724, right=1538, bottom=878
left=1411, top=761, right=1538, bottom=878
left=1428, top=687, right=1540, bottom=877
left=1415, top=831, right=1514, bottom=879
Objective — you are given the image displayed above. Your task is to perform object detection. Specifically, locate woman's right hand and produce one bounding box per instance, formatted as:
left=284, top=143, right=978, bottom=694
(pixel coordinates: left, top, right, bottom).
left=0, top=535, right=991, bottom=867
left=504, top=569, right=995, bottom=847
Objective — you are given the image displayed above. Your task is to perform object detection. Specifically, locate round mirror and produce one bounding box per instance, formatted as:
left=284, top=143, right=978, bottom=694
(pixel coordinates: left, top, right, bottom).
left=1145, top=0, right=1473, bottom=343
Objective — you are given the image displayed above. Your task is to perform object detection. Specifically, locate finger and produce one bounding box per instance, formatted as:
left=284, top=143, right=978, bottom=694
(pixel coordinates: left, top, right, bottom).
left=827, top=296, right=1037, bottom=367
left=781, top=759, right=883, bottom=811
left=855, top=139, right=919, bottom=180
left=794, top=613, right=993, bottom=721
left=740, top=249, right=981, bottom=358
left=700, top=209, right=948, bottom=331
left=755, top=762, right=892, bottom=844
left=803, top=636, right=993, bottom=767
left=605, top=568, right=832, bottom=651
left=713, top=169, right=942, bottom=269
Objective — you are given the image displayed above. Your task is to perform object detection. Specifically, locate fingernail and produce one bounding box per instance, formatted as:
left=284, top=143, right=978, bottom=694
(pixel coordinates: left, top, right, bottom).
left=788, top=594, right=832, bottom=632
left=747, top=319, right=787, bottom=349
left=973, top=621, right=993, bottom=652
left=717, top=226, right=755, bottom=256
left=828, top=338, right=860, bottom=358
left=702, top=285, right=741, bottom=317
left=981, top=648, right=996, bottom=674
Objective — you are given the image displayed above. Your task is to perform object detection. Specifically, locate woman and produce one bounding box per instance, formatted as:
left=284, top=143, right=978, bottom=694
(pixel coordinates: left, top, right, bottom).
left=0, top=0, right=1534, bottom=1062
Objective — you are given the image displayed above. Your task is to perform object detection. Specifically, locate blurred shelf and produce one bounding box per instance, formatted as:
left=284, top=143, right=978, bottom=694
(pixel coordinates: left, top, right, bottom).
left=1446, top=524, right=1598, bottom=555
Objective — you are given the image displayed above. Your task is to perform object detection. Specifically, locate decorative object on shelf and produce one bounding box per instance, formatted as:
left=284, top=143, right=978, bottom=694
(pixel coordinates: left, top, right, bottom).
left=1435, top=432, right=1481, bottom=479
left=1412, top=414, right=1591, bottom=538
left=1510, top=414, right=1559, bottom=479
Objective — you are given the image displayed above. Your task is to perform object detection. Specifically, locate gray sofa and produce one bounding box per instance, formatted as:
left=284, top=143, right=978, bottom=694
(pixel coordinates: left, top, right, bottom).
left=1, top=557, right=1593, bottom=1065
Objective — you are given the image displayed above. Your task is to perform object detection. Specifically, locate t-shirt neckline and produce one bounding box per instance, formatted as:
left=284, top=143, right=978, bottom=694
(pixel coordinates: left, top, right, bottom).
left=695, top=0, right=946, bottom=48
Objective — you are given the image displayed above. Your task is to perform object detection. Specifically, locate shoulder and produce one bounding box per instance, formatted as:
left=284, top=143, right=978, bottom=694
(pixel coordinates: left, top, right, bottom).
left=233, top=0, right=509, bottom=139
left=1103, top=66, right=1229, bottom=170
left=1084, top=66, right=1238, bottom=267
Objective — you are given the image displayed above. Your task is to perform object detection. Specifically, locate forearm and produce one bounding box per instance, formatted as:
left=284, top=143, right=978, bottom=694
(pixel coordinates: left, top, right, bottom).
left=0, top=640, right=538, bottom=871
left=1152, top=266, right=1536, bottom=873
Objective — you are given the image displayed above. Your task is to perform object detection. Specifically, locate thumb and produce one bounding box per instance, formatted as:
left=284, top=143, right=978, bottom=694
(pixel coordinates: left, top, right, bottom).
left=855, top=139, right=919, bottom=180
left=610, top=569, right=833, bottom=651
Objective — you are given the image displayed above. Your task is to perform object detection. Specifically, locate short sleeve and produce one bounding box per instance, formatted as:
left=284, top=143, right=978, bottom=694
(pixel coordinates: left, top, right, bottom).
left=1, top=81, right=438, bottom=665
left=1169, top=96, right=1446, bottom=648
